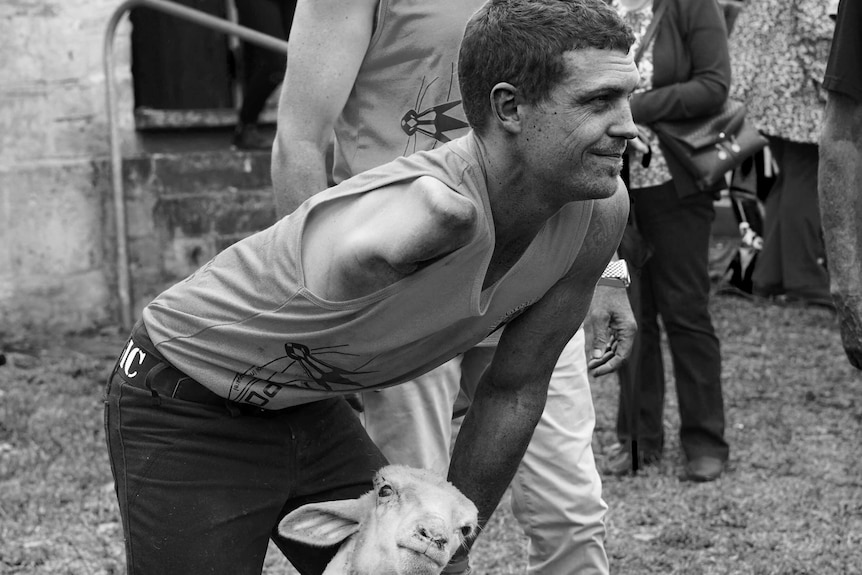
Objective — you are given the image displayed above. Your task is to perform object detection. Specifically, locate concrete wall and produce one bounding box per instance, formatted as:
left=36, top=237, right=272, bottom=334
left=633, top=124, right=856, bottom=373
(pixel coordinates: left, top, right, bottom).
left=122, top=150, right=275, bottom=318
left=0, top=0, right=135, bottom=334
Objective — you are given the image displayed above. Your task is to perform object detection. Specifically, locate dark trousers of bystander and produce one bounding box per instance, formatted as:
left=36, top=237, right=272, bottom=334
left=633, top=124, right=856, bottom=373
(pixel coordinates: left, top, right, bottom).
left=752, top=137, right=831, bottom=306
left=616, top=181, right=729, bottom=463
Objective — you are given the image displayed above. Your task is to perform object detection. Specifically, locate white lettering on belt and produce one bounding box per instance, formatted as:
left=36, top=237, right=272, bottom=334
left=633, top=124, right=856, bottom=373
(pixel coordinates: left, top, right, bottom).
left=120, top=339, right=147, bottom=378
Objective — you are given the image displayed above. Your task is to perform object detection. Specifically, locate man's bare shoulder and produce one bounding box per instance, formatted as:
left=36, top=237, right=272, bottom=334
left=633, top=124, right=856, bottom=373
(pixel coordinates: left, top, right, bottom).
left=303, top=176, right=479, bottom=300
left=561, top=179, right=629, bottom=278
left=594, top=178, right=630, bottom=219
left=585, top=179, right=629, bottom=240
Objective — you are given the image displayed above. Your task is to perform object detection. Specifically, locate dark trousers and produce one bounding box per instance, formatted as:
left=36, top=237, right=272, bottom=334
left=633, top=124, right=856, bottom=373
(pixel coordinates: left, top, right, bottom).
left=104, top=327, right=387, bottom=574
left=617, top=181, right=728, bottom=462
left=752, top=137, right=830, bottom=302
left=234, top=0, right=297, bottom=125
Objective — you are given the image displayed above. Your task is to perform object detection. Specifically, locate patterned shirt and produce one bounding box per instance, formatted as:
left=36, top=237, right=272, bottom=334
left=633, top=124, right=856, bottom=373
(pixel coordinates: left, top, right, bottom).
left=729, top=0, right=834, bottom=144
left=614, top=0, right=673, bottom=189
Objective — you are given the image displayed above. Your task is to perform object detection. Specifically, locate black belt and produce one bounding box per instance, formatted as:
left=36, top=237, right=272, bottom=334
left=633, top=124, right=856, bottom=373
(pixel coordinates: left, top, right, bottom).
left=114, top=322, right=269, bottom=416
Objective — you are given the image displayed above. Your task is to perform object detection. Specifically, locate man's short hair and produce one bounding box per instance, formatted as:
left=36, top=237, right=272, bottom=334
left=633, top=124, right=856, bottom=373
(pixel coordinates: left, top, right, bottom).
left=458, top=0, right=635, bottom=133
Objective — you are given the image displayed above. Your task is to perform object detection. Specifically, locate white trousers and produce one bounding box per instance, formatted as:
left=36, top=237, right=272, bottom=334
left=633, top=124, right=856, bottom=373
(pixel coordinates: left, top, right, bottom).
left=360, top=329, right=609, bottom=575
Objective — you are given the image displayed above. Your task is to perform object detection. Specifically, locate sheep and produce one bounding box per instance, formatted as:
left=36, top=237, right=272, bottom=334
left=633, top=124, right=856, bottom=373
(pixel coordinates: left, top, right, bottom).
left=278, top=465, right=479, bottom=575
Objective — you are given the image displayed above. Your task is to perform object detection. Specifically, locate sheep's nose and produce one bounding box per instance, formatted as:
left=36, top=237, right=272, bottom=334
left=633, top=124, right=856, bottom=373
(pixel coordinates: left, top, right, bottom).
left=415, top=519, right=449, bottom=549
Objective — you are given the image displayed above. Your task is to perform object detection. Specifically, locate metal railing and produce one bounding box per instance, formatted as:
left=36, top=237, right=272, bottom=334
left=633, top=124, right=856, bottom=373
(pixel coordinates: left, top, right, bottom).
left=103, top=0, right=289, bottom=329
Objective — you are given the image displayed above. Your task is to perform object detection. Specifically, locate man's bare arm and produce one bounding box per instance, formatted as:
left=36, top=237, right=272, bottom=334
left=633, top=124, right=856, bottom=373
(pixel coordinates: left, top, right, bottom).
left=819, top=90, right=862, bottom=369
left=271, top=0, right=378, bottom=217
left=446, top=187, right=628, bottom=552
left=303, top=177, right=478, bottom=301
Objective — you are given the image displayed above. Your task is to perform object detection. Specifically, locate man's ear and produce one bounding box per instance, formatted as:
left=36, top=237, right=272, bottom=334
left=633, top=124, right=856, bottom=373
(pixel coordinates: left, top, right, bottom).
left=489, top=82, right=521, bottom=134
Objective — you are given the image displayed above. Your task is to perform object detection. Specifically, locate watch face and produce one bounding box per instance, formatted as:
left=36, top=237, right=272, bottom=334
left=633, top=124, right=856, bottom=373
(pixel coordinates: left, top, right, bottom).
left=603, top=260, right=629, bottom=279
left=599, top=260, right=631, bottom=287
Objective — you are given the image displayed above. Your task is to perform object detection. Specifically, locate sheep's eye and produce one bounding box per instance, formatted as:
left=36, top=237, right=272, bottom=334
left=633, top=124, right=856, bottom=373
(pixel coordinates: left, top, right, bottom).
left=460, top=525, right=474, bottom=538
left=378, top=484, right=394, bottom=498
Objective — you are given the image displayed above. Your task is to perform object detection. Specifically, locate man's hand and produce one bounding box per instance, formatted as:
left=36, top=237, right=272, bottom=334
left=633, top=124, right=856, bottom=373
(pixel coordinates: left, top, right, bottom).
left=443, top=555, right=472, bottom=575
left=587, top=284, right=636, bottom=376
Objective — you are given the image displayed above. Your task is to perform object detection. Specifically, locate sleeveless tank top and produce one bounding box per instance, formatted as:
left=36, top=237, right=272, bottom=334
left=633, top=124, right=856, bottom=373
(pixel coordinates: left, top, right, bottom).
left=332, top=0, right=478, bottom=183
left=143, top=135, right=594, bottom=409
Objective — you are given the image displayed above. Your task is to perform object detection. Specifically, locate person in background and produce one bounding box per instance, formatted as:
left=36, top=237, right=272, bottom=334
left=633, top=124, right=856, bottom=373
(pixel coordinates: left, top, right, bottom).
left=604, top=0, right=730, bottom=482
left=232, top=0, right=297, bottom=150
left=730, top=0, right=834, bottom=308
left=271, top=0, right=636, bottom=572
left=819, top=0, right=862, bottom=370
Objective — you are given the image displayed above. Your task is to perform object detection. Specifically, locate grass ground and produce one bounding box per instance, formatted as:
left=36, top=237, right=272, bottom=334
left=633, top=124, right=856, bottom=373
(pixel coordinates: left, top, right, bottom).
left=1, top=292, right=860, bottom=574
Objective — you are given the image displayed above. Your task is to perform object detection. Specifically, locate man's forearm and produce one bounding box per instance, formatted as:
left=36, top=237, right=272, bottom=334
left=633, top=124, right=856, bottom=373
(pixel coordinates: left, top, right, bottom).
left=447, top=379, right=547, bottom=542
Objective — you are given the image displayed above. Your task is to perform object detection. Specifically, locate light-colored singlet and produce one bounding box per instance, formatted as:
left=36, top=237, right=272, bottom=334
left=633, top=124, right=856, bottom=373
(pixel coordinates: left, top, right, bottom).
left=143, top=135, right=594, bottom=409
left=332, top=0, right=476, bottom=183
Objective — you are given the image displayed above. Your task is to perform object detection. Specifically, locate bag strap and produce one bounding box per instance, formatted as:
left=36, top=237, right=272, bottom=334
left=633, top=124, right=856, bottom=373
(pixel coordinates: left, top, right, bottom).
left=634, top=0, right=669, bottom=65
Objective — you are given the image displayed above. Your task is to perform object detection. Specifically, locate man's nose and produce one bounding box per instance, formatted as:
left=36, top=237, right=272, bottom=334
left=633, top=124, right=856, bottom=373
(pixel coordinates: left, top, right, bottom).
left=610, top=102, right=638, bottom=141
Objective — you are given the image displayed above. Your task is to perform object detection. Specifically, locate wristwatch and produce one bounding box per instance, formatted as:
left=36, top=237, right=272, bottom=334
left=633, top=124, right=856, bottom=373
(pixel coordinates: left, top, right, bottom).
left=597, top=259, right=631, bottom=288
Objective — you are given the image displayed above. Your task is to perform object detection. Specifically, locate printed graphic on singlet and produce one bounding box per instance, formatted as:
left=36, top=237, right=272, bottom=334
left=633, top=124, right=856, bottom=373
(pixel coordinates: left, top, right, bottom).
left=230, top=342, right=378, bottom=406
left=401, top=65, right=468, bottom=156
left=487, top=299, right=538, bottom=336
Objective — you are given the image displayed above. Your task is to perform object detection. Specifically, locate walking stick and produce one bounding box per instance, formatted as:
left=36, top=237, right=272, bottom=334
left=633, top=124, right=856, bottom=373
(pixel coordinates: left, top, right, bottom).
left=625, top=270, right=642, bottom=474
left=620, top=0, right=666, bottom=474
left=618, top=160, right=647, bottom=475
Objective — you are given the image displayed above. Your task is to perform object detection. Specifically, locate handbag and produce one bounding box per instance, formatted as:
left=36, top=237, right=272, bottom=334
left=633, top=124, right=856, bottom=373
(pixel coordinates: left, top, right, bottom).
left=635, top=0, right=768, bottom=191
left=651, top=100, right=768, bottom=191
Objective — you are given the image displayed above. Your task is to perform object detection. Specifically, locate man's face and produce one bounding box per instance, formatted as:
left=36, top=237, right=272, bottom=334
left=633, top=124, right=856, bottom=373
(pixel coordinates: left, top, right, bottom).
left=519, top=47, right=640, bottom=202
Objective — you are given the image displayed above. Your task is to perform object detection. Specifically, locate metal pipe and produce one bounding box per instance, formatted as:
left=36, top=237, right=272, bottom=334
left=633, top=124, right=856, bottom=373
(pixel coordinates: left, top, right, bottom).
left=103, top=0, right=289, bottom=329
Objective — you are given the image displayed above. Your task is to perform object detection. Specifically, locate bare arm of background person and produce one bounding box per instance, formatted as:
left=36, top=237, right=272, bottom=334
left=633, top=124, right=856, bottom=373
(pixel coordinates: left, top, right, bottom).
left=819, top=90, right=862, bottom=369
left=271, top=0, right=378, bottom=217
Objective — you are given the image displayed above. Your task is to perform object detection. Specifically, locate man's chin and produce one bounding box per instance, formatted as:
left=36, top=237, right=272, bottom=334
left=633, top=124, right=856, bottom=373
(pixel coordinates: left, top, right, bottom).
left=583, top=175, right=622, bottom=200
left=562, top=169, right=622, bottom=202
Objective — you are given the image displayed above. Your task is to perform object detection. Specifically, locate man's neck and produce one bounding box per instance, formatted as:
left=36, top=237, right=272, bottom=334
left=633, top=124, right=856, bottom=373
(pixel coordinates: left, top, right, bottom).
left=474, top=134, right=565, bottom=289
left=475, top=134, right=562, bottom=240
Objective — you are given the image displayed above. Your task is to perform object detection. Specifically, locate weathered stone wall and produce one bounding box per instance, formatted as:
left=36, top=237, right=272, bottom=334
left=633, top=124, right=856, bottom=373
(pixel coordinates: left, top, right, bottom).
left=0, top=1, right=284, bottom=337
left=0, top=1, right=135, bottom=334
left=122, top=150, right=275, bottom=315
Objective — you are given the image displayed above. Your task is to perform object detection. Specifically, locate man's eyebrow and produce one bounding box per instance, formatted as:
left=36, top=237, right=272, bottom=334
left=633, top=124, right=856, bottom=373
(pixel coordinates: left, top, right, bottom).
left=578, top=84, right=633, bottom=100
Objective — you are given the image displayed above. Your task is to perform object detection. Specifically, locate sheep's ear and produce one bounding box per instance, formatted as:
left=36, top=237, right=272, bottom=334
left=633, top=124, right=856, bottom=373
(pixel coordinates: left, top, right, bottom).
left=277, top=499, right=365, bottom=546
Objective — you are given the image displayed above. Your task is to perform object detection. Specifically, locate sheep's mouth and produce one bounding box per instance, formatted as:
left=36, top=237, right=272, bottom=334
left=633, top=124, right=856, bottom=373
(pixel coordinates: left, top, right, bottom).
left=396, top=540, right=449, bottom=568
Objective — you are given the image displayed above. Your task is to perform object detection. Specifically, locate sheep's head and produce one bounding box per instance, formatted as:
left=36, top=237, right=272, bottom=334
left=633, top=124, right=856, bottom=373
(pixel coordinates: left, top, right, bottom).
left=277, top=465, right=479, bottom=575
